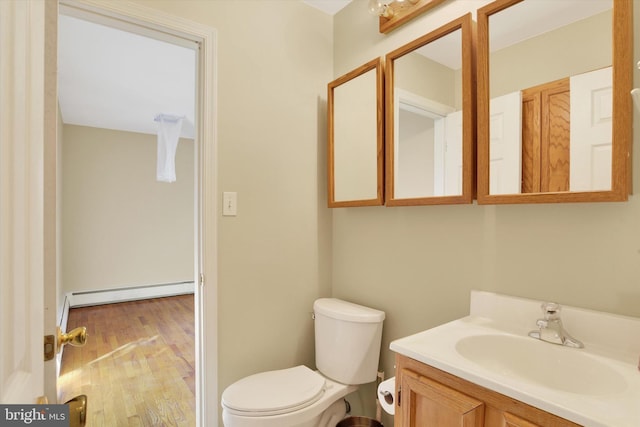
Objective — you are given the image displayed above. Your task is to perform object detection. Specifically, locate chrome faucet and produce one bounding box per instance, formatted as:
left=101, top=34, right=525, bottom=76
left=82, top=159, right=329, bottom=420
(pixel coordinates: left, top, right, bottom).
left=528, top=302, right=583, bottom=348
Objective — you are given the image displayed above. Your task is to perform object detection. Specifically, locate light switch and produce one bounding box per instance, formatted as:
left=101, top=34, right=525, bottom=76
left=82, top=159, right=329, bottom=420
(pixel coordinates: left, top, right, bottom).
left=223, top=192, right=237, bottom=216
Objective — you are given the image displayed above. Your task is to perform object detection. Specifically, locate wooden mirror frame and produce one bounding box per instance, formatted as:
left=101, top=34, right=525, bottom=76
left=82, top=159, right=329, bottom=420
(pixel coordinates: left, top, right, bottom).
left=476, top=0, right=633, bottom=204
left=327, top=58, right=385, bottom=208
left=385, top=14, right=476, bottom=206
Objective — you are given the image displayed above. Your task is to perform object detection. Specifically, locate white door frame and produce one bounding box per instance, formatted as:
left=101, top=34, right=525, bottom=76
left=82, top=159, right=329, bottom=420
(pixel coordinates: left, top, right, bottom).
left=55, top=1, right=218, bottom=425
left=394, top=88, right=455, bottom=198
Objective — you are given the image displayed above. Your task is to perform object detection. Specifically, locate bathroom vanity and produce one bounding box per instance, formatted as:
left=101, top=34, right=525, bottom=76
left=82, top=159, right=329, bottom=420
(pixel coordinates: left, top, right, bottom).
left=394, top=353, right=579, bottom=427
left=390, top=291, right=640, bottom=427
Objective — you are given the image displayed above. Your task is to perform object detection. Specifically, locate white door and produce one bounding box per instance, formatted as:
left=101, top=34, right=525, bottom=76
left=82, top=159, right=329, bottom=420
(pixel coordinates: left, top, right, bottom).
left=0, top=0, right=49, bottom=403
left=444, top=110, right=463, bottom=196
left=570, top=67, right=612, bottom=191
left=489, top=91, right=522, bottom=195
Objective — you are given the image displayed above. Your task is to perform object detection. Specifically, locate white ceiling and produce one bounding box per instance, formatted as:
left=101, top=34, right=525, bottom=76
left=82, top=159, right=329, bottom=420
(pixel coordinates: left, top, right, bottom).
left=302, top=0, right=352, bottom=15
left=58, top=14, right=196, bottom=139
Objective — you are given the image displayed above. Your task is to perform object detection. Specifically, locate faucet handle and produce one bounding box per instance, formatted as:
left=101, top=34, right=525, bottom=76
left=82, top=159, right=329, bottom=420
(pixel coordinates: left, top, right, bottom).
left=541, top=302, right=561, bottom=320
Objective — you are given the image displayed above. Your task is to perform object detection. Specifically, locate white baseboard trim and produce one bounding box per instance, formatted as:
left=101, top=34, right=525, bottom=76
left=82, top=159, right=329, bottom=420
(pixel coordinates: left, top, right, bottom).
left=67, top=281, right=195, bottom=308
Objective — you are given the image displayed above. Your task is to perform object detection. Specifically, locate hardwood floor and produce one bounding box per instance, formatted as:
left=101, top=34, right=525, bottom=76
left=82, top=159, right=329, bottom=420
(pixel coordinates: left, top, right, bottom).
left=59, top=295, right=196, bottom=426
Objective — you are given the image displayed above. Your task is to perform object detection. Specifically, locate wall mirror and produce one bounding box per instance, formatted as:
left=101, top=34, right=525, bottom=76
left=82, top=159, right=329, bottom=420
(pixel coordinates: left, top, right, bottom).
left=385, top=14, right=475, bottom=206
left=477, top=0, right=632, bottom=204
left=328, top=58, right=384, bottom=208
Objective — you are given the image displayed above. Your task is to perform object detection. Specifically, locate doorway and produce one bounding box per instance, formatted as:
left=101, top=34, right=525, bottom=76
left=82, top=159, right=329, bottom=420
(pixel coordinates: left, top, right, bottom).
left=54, top=1, right=217, bottom=425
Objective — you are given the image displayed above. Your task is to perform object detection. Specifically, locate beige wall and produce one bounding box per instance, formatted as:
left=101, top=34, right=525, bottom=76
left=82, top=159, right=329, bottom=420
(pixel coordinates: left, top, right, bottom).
left=61, top=125, right=194, bottom=293
left=334, top=1, right=640, bottom=425
left=490, top=10, right=611, bottom=97
left=73, top=0, right=639, bottom=424
left=129, top=0, right=334, bottom=413
left=396, top=52, right=457, bottom=107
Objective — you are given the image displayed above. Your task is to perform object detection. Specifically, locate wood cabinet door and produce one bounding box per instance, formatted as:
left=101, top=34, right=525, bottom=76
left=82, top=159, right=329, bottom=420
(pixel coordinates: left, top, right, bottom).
left=521, top=78, right=570, bottom=193
left=398, top=368, right=485, bottom=427
left=503, top=412, right=543, bottom=427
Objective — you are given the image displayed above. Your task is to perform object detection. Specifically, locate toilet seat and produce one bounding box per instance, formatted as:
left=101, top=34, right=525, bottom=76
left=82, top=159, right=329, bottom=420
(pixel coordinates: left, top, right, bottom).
left=221, top=365, right=326, bottom=417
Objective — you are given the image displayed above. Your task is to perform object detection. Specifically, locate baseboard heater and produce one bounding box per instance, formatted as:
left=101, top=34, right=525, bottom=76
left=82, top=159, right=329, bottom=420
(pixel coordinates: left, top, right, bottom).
left=67, top=280, right=195, bottom=308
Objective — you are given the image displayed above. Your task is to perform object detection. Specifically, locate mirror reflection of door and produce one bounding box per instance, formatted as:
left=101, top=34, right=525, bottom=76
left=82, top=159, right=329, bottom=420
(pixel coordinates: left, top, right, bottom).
left=444, top=110, right=464, bottom=196
left=394, top=90, right=460, bottom=198
left=489, top=92, right=521, bottom=195
left=521, top=78, right=571, bottom=193
left=516, top=67, right=612, bottom=194
left=396, top=106, right=439, bottom=198
left=386, top=15, right=474, bottom=206
left=570, top=67, right=613, bottom=191
left=488, top=0, right=613, bottom=195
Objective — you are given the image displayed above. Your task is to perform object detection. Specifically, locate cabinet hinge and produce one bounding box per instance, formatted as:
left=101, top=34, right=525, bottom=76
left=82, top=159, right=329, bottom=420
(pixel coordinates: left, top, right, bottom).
left=199, top=273, right=204, bottom=286
left=397, top=387, right=401, bottom=407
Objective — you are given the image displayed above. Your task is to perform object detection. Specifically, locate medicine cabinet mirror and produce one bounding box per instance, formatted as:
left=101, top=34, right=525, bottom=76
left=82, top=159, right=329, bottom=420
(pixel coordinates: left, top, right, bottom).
left=328, top=58, right=384, bottom=208
left=385, top=14, right=475, bottom=206
left=477, top=0, right=632, bottom=204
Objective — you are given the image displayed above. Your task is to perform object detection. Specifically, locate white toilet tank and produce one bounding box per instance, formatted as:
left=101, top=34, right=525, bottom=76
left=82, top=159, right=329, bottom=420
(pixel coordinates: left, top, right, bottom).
left=313, top=298, right=385, bottom=385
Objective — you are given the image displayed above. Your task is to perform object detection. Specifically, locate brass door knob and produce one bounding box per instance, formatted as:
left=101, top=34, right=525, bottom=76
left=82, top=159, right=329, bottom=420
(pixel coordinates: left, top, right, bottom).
left=57, top=326, right=88, bottom=353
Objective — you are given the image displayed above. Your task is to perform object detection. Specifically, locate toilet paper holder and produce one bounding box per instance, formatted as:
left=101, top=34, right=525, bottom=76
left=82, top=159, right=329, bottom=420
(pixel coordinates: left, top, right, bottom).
left=377, top=376, right=396, bottom=416
left=379, top=390, right=393, bottom=405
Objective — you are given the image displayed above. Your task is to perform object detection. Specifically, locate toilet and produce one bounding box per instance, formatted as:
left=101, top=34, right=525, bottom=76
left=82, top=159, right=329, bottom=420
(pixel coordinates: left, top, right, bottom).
left=221, top=298, right=385, bottom=427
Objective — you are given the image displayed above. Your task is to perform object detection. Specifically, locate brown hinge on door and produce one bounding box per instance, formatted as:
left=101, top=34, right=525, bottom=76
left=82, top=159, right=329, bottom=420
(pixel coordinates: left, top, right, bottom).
left=397, top=387, right=401, bottom=407
left=65, top=395, right=87, bottom=427
left=44, top=335, right=55, bottom=361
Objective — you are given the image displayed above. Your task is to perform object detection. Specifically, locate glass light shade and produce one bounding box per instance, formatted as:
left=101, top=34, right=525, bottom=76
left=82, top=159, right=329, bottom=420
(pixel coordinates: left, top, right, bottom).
left=368, top=0, right=386, bottom=15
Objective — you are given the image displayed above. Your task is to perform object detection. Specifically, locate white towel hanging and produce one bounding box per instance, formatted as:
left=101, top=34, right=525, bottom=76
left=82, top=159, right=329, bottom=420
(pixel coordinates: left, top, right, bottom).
left=155, top=114, right=184, bottom=183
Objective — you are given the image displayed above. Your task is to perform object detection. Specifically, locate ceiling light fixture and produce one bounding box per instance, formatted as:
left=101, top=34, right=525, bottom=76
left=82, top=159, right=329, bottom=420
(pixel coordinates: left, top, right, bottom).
left=369, top=0, right=447, bottom=34
left=368, top=0, right=418, bottom=18
left=368, top=0, right=393, bottom=18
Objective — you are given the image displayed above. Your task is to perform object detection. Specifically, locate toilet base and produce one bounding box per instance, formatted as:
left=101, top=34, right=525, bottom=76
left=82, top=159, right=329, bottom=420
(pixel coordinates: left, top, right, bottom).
left=315, top=399, right=349, bottom=427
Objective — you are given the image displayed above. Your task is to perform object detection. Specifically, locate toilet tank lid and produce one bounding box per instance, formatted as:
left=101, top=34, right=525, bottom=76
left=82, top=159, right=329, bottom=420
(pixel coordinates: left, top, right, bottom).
left=314, top=298, right=385, bottom=323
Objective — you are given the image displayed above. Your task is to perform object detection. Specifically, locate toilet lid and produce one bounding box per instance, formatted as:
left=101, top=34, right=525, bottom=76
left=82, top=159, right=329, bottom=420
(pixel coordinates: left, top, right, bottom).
left=221, top=365, right=326, bottom=416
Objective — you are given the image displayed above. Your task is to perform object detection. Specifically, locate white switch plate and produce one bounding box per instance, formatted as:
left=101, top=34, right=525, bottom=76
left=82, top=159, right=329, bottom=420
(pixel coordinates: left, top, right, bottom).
left=222, top=192, right=237, bottom=216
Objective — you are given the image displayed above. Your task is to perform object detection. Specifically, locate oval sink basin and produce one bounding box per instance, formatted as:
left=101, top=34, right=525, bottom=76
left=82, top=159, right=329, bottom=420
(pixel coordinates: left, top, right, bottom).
left=455, top=334, right=627, bottom=395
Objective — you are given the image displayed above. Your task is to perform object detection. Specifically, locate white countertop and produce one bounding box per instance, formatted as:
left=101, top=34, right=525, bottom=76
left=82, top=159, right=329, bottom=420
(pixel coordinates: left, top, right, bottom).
left=390, top=291, right=640, bottom=427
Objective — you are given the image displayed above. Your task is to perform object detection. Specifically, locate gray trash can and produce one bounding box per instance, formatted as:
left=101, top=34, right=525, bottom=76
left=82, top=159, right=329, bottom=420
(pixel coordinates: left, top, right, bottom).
left=336, top=416, right=383, bottom=427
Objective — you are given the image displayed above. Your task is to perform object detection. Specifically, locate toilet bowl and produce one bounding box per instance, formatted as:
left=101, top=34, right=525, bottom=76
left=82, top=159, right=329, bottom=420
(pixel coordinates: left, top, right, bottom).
left=221, top=299, right=385, bottom=427
left=221, top=365, right=357, bottom=427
